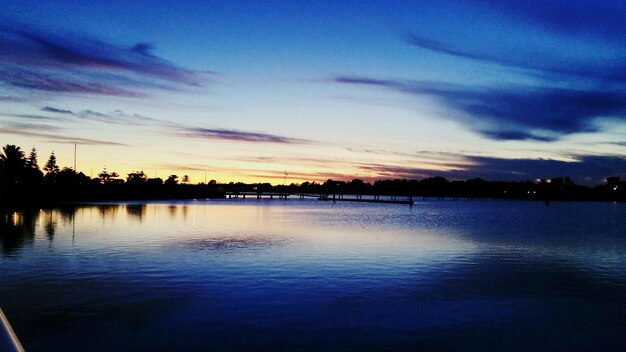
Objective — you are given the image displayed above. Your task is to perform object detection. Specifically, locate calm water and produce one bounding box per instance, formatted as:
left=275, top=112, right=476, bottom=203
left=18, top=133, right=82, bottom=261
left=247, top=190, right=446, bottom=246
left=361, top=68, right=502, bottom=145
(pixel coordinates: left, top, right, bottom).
left=1, top=199, right=625, bottom=351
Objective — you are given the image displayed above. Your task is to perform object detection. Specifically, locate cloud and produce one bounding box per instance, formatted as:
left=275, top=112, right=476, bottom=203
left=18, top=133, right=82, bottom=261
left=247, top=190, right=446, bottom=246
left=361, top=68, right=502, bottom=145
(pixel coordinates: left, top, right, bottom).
left=334, top=76, right=626, bottom=141
left=354, top=154, right=626, bottom=185
left=0, top=25, right=208, bottom=97
left=0, top=112, right=59, bottom=120
left=173, top=127, right=312, bottom=144
left=0, top=96, right=27, bottom=102
left=0, top=68, right=144, bottom=97
left=473, top=0, right=626, bottom=44
left=153, top=164, right=215, bottom=172
left=41, top=106, right=162, bottom=125
left=460, top=155, right=626, bottom=184
left=402, top=34, right=626, bottom=83
left=39, top=105, right=313, bottom=145
left=332, top=2, right=626, bottom=143
left=0, top=128, right=128, bottom=146
left=41, top=106, right=72, bottom=114
left=0, top=122, right=62, bottom=131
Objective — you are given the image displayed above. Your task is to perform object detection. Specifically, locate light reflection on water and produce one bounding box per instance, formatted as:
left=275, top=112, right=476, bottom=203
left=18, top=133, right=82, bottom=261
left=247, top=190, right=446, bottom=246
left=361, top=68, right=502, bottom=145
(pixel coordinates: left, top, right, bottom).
left=1, top=199, right=625, bottom=351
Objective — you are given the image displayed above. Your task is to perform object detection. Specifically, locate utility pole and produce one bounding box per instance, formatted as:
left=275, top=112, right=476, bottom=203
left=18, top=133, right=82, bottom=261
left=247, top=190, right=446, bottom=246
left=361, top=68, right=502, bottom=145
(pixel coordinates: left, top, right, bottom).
left=74, top=143, right=77, bottom=171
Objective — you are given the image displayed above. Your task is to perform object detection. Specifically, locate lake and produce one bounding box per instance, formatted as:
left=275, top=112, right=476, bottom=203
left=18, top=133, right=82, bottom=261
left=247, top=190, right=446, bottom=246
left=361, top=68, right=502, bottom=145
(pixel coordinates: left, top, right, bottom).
left=1, top=199, right=625, bottom=351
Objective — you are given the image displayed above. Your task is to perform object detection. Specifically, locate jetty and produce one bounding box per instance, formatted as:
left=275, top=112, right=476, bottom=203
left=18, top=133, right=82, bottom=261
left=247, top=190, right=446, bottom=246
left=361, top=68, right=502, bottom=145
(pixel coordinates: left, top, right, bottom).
left=224, top=190, right=414, bottom=204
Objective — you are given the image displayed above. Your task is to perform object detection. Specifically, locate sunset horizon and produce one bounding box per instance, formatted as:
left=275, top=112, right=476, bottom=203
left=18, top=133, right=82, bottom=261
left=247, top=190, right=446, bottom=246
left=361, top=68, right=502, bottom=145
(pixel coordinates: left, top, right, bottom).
left=2, top=1, right=625, bottom=185
left=2, top=2, right=626, bottom=351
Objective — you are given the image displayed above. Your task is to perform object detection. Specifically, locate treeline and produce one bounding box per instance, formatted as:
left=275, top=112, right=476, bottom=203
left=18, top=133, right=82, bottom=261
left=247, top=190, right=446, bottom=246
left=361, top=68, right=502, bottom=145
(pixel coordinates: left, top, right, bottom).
left=1, top=144, right=624, bottom=208
left=0, top=144, right=222, bottom=208
left=273, top=176, right=624, bottom=201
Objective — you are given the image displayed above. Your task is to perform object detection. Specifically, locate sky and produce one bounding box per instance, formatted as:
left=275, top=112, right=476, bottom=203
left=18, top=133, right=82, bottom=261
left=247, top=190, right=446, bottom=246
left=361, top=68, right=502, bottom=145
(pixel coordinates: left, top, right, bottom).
left=1, top=0, right=625, bottom=185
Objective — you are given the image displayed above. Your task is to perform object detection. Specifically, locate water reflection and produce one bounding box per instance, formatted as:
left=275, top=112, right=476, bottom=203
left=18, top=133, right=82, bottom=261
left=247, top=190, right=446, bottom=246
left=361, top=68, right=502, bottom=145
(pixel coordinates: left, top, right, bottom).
left=0, top=201, right=625, bottom=351
left=0, top=210, right=37, bottom=255
left=0, top=203, right=297, bottom=257
left=2, top=201, right=626, bottom=262
left=98, top=204, right=118, bottom=220
left=182, top=236, right=288, bottom=251
left=168, top=205, right=177, bottom=219
left=43, top=210, right=56, bottom=242
left=125, top=204, right=147, bottom=222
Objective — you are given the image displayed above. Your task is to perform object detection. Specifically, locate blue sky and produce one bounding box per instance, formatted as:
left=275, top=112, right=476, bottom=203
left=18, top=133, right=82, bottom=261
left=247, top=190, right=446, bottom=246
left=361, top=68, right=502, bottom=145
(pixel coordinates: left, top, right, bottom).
left=1, top=0, right=625, bottom=184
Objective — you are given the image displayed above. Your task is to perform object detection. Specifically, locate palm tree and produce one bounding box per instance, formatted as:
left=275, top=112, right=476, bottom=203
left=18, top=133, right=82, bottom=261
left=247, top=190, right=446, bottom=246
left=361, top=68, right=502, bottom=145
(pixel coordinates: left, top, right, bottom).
left=0, top=144, right=26, bottom=184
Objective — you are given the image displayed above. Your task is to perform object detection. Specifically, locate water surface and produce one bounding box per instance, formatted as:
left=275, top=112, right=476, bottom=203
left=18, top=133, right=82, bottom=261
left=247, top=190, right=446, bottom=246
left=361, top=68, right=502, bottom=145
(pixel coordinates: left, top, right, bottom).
left=1, top=200, right=625, bottom=351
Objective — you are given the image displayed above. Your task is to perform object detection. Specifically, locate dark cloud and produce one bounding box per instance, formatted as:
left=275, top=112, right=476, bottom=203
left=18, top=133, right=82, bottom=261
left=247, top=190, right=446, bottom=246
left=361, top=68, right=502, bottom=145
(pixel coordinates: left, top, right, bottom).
left=0, top=25, right=208, bottom=97
left=480, top=130, right=555, bottom=142
left=334, top=2, right=626, bottom=143
left=41, top=106, right=73, bottom=114
left=334, top=76, right=626, bottom=141
left=404, top=35, right=509, bottom=67
left=461, top=155, right=626, bottom=184
left=402, top=34, right=626, bottom=83
left=473, top=0, right=626, bottom=43
left=0, top=68, right=145, bottom=97
left=174, top=127, right=311, bottom=144
left=355, top=154, right=626, bottom=185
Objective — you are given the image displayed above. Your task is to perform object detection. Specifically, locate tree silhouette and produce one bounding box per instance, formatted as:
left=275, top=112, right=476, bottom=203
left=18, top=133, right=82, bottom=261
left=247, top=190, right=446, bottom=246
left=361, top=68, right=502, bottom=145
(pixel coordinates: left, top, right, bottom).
left=43, top=151, right=60, bottom=183
left=98, top=169, right=120, bottom=184
left=24, top=147, right=44, bottom=185
left=0, top=144, right=27, bottom=184
left=57, top=167, right=82, bottom=186
left=182, top=175, right=189, bottom=184
left=26, top=147, right=39, bottom=169
left=165, top=174, right=179, bottom=185
left=126, top=170, right=147, bottom=184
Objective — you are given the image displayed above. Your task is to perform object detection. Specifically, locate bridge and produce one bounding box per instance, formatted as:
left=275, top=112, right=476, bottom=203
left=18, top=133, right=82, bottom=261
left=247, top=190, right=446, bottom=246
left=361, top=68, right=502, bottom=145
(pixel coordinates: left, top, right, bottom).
left=224, top=190, right=414, bottom=204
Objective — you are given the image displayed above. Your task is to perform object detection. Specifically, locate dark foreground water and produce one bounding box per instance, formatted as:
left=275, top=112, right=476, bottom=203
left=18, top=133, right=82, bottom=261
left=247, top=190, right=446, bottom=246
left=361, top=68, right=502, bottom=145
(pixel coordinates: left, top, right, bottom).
left=1, top=200, right=625, bottom=351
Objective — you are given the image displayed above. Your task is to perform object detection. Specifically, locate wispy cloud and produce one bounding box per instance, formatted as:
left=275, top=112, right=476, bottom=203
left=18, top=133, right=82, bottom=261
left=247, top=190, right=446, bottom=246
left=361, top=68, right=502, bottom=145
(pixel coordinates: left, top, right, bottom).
left=474, top=1, right=626, bottom=44
left=173, top=127, right=312, bottom=144
left=402, top=34, right=626, bottom=83
left=333, top=2, right=626, bottom=143
left=41, top=106, right=72, bottom=114
left=0, top=112, right=59, bottom=120
left=41, top=105, right=313, bottom=145
left=153, top=164, right=216, bottom=172
left=0, top=122, right=62, bottom=131
left=0, top=96, right=27, bottom=102
left=0, top=128, right=128, bottom=146
left=335, top=76, right=626, bottom=141
left=0, top=25, right=208, bottom=97
left=0, top=68, right=144, bottom=97
left=42, top=106, right=163, bottom=125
